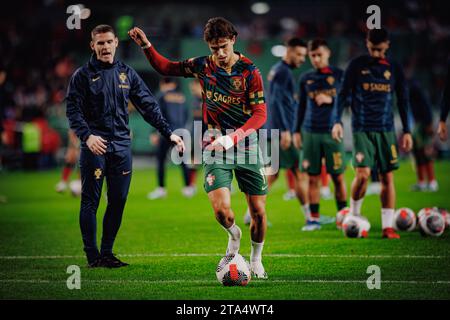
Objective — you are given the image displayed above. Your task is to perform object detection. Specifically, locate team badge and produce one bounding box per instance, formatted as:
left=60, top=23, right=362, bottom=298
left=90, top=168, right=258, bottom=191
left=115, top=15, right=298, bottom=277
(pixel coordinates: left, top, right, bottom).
left=206, top=173, right=216, bottom=186
left=302, top=160, right=310, bottom=170
left=231, top=77, right=243, bottom=91
left=384, top=70, right=391, bottom=80
left=206, top=90, right=213, bottom=99
left=326, top=76, right=335, bottom=86
left=363, top=83, right=370, bottom=91
left=356, top=152, right=365, bottom=163
left=94, top=168, right=102, bottom=180
left=119, top=72, right=127, bottom=83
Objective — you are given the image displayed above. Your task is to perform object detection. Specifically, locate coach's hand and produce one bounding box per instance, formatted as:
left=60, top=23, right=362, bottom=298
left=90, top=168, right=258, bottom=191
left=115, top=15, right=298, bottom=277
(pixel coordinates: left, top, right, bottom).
left=331, top=123, right=344, bottom=143
left=170, top=134, right=186, bottom=154
left=293, top=132, right=302, bottom=149
left=86, top=134, right=107, bottom=155
left=280, top=131, right=292, bottom=150
left=128, top=27, right=150, bottom=47
left=438, top=121, right=448, bottom=141
left=401, top=133, right=413, bottom=153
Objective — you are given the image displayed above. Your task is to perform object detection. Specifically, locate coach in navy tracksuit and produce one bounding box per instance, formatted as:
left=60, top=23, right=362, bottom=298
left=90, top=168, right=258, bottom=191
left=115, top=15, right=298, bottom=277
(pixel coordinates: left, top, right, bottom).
left=66, top=25, right=184, bottom=268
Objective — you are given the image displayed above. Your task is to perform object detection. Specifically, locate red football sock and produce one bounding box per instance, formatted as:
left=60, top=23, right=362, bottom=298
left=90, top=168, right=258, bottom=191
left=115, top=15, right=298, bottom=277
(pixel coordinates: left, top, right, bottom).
left=62, top=165, right=72, bottom=182
left=189, top=169, right=197, bottom=186
left=321, top=164, right=329, bottom=187
left=426, top=162, right=436, bottom=182
left=417, top=164, right=426, bottom=183
left=286, top=170, right=295, bottom=190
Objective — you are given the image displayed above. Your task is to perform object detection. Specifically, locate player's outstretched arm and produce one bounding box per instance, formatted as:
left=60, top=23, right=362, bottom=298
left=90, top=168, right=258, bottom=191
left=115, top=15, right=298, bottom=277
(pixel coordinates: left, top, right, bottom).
left=128, top=27, right=183, bottom=76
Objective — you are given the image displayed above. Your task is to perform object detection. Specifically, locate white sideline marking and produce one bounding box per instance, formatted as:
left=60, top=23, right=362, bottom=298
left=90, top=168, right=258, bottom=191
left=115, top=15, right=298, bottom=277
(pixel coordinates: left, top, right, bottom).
left=1, top=279, right=449, bottom=285
left=0, top=253, right=447, bottom=260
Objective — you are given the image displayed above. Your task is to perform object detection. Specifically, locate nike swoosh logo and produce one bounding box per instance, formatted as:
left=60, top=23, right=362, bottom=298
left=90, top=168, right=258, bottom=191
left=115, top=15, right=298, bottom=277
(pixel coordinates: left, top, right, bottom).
left=92, top=77, right=100, bottom=82
left=122, top=170, right=131, bottom=175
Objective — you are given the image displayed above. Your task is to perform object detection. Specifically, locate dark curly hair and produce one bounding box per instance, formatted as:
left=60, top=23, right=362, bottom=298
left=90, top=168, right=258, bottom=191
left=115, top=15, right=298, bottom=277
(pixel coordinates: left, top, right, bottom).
left=203, top=17, right=238, bottom=43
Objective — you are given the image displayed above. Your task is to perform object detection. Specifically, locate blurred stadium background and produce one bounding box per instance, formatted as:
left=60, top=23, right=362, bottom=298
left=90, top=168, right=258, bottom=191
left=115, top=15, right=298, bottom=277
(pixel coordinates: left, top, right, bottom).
left=0, top=0, right=449, bottom=170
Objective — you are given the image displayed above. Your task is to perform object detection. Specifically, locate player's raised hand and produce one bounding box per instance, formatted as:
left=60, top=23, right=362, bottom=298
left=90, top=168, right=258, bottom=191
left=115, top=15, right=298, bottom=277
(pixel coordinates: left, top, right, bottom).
left=128, top=27, right=150, bottom=47
left=293, top=132, right=302, bottom=149
left=86, top=134, right=107, bottom=155
left=170, top=134, right=186, bottom=154
left=205, top=135, right=234, bottom=152
left=331, top=123, right=344, bottom=142
left=437, top=121, right=448, bottom=141
left=401, top=133, right=413, bottom=152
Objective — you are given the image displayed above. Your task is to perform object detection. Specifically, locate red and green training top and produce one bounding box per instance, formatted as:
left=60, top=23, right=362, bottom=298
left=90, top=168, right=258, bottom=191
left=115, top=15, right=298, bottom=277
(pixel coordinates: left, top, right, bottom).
left=143, top=46, right=267, bottom=144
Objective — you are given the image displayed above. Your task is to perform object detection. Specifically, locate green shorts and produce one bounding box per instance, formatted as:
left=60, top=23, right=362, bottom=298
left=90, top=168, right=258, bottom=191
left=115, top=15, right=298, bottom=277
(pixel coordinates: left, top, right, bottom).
left=353, top=131, right=399, bottom=173
left=279, top=145, right=300, bottom=169
left=300, top=131, right=346, bottom=175
left=412, top=124, right=434, bottom=165
left=203, top=163, right=268, bottom=195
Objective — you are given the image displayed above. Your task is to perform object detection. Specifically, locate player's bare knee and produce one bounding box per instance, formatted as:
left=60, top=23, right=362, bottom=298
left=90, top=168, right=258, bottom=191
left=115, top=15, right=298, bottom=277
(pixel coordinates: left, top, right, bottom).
left=356, top=169, right=370, bottom=184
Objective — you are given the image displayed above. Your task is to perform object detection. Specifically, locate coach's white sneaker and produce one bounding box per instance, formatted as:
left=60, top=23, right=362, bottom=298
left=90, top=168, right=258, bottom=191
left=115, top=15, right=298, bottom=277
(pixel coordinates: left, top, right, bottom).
left=147, top=187, right=167, bottom=200
left=282, top=189, right=296, bottom=201
left=55, top=181, right=67, bottom=193
left=182, top=186, right=197, bottom=198
left=320, top=186, right=333, bottom=200
left=250, top=261, right=268, bottom=279
left=428, top=180, right=439, bottom=192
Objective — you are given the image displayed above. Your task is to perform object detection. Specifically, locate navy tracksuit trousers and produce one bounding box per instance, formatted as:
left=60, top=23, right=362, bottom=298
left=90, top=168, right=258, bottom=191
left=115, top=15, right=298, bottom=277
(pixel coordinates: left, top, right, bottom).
left=79, top=147, right=132, bottom=263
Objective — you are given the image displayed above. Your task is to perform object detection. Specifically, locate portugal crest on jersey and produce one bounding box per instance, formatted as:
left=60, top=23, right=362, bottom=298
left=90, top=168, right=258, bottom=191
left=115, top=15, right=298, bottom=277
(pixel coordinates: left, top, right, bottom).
left=384, top=70, right=391, bottom=80
left=326, top=76, right=335, bottom=86
left=231, top=77, right=244, bottom=91
left=206, top=173, right=216, bottom=186
left=119, top=72, right=127, bottom=83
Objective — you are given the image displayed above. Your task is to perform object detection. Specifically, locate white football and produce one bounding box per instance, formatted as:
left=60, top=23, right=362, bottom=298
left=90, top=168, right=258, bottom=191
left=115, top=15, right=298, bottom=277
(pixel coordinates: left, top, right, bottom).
left=336, top=207, right=350, bottom=230
left=216, top=253, right=251, bottom=286
left=69, top=179, right=82, bottom=197
left=436, top=208, right=450, bottom=229
left=342, top=215, right=371, bottom=238
left=393, top=208, right=416, bottom=232
left=418, top=208, right=445, bottom=237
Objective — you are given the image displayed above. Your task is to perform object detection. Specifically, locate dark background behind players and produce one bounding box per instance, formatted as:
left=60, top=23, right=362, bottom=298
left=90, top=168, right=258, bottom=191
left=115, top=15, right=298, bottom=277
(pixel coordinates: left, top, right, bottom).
left=0, top=0, right=449, bottom=170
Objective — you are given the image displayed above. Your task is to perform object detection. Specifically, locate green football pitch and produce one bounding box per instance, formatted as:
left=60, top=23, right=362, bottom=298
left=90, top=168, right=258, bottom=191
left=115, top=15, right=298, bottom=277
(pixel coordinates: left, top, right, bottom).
left=0, top=160, right=449, bottom=300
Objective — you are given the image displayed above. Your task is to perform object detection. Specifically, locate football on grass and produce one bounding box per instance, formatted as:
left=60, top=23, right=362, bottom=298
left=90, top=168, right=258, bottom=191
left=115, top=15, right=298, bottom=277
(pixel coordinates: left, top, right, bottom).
left=418, top=208, right=445, bottom=237
left=216, top=253, right=251, bottom=286
left=393, top=207, right=416, bottom=231
left=342, top=215, right=371, bottom=238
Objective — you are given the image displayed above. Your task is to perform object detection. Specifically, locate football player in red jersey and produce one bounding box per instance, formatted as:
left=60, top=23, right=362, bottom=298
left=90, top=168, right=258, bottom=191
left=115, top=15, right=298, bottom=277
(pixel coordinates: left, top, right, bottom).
left=129, top=17, right=269, bottom=278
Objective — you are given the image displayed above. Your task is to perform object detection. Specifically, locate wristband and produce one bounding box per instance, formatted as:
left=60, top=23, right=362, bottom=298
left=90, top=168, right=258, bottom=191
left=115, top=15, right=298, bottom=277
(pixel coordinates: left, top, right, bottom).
left=141, top=42, right=151, bottom=50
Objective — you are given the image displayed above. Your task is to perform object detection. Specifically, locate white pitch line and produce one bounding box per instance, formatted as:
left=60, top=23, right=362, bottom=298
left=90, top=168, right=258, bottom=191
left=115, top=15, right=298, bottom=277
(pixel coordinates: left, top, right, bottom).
left=0, top=279, right=449, bottom=285
left=0, top=253, right=447, bottom=260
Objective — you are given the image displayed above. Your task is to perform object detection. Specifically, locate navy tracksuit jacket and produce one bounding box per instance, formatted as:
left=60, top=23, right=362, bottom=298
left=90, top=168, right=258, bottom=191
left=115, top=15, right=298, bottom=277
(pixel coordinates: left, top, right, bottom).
left=66, top=54, right=172, bottom=262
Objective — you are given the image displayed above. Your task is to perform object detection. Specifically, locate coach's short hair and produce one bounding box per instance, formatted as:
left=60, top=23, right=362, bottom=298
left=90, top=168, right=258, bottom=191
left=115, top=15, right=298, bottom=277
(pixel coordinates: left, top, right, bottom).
left=91, top=24, right=116, bottom=39
left=286, top=37, right=307, bottom=49
left=203, top=17, right=238, bottom=42
left=367, top=28, right=389, bottom=45
left=308, top=38, right=329, bottom=51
